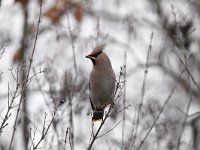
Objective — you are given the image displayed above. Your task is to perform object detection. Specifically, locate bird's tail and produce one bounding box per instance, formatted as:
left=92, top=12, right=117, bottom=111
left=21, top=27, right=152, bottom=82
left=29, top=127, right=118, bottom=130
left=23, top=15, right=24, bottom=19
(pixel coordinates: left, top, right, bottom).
left=92, top=110, right=104, bottom=121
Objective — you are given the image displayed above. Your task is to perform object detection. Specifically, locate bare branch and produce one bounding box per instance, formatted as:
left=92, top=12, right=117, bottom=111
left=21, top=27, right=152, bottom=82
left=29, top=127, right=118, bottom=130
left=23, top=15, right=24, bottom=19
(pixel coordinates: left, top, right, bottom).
left=121, top=51, right=127, bottom=150
left=136, top=70, right=185, bottom=150
left=97, top=119, right=123, bottom=138
left=8, top=1, right=43, bottom=149
left=129, top=32, right=154, bottom=149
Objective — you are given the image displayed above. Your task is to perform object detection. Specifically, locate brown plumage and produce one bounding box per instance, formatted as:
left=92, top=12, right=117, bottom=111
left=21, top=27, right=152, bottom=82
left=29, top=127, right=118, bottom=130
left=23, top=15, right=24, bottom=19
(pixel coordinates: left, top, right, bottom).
left=86, top=44, right=116, bottom=121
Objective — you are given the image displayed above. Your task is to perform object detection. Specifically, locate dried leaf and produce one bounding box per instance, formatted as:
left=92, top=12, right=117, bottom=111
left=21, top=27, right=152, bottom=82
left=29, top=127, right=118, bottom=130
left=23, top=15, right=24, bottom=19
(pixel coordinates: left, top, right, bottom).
left=15, top=0, right=29, bottom=6
left=43, top=0, right=83, bottom=25
left=43, top=5, right=62, bottom=24
left=74, top=3, right=83, bottom=23
left=43, top=0, right=69, bottom=24
left=13, top=49, right=23, bottom=64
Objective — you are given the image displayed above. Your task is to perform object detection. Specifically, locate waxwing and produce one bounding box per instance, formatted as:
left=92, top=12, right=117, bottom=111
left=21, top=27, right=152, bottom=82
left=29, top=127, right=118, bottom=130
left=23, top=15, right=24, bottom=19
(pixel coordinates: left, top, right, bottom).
left=86, top=44, right=116, bottom=121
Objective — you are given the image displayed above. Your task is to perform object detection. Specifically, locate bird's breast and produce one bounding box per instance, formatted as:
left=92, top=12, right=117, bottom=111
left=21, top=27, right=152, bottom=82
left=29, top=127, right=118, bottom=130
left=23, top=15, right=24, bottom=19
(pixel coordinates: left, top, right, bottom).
left=90, top=70, right=115, bottom=109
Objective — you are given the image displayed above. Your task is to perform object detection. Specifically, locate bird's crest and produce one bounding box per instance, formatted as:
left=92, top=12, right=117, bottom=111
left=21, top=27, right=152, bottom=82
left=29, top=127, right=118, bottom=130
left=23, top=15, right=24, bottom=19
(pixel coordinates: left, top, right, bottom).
left=89, top=44, right=106, bottom=57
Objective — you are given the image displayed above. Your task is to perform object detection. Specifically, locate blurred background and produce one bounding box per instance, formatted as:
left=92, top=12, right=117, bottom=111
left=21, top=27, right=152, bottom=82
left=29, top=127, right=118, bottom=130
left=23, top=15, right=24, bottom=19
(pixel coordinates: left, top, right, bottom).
left=0, top=0, right=200, bottom=150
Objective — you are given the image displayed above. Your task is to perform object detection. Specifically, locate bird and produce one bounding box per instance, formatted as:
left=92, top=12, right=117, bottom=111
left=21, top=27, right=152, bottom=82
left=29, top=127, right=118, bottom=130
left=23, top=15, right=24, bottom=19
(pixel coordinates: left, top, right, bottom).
left=86, top=44, right=116, bottom=121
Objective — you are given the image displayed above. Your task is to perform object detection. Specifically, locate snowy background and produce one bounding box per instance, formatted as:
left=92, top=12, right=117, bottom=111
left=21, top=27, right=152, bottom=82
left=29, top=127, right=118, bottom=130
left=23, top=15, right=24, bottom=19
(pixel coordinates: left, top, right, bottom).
left=0, top=0, right=200, bottom=150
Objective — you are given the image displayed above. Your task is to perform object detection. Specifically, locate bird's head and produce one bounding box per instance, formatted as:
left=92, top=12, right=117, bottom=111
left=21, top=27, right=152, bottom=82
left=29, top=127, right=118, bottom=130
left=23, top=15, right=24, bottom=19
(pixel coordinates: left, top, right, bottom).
left=86, top=44, right=111, bottom=66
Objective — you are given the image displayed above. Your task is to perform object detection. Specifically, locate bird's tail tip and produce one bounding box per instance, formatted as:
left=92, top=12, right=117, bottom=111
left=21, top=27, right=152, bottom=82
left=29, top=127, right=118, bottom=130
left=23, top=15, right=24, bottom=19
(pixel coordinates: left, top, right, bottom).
left=92, top=110, right=104, bottom=122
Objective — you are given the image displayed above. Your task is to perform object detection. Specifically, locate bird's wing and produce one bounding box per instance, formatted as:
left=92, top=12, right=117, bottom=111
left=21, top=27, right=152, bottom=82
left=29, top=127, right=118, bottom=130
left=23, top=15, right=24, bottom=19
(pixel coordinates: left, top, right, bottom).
left=89, top=83, right=94, bottom=110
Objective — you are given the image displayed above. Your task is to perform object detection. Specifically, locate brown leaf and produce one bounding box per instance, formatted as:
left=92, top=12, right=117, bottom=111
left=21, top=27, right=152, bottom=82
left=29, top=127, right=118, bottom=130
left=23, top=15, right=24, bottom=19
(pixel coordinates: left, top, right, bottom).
left=15, top=0, right=29, bottom=6
left=74, top=3, right=83, bottom=23
left=43, top=5, right=62, bottom=24
left=43, top=0, right=70, bottom=24
left=13, top=49, right=23, bottom=64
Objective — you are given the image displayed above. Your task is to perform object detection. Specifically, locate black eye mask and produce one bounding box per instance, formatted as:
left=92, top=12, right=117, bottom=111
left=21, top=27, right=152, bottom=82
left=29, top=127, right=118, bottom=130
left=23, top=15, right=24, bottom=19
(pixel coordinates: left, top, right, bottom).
left=90, top=51, right=102, bottom=58
left=86, top=51, right=102, bottom=65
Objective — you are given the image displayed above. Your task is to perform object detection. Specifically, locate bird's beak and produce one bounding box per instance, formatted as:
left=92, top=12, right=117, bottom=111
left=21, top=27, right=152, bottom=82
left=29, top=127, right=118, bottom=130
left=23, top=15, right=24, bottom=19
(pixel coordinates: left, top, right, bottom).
left=86, top=55, right=96, bottom=65
left=85, top=55, right=91, bottom=59
left=86, top=55, right=96, bottom=60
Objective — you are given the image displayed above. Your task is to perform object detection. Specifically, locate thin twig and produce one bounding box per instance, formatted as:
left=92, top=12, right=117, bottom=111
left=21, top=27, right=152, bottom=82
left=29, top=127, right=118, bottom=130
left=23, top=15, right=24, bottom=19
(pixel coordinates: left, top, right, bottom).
left=174, top=16, right=193, bottom=148
left=62, top=127, right=69, bottom=149
left=0, top=70, right=20, bottom=136
left=66, top=12, right=78, bottom=150
left=0, top=42, right=6, bottom=60
left=136, top=70, right=185, bottom=150
left=66, top=12, right=77, bottom=78
left=109, top=104, right=131, bottom=118
left=97, top=119, right=123, bottom=138
left=32, top=107, right=58, bottom=150
left=188, top=112, right=200, bottom=119
left=87, top=103, right=115, bottom=150
left=8, top=1, right=43, bottom=149
left=129, top=32, right=154, bottom=149
left=173, top=50, right=200, bottom=91
left=121, top=51, right=127, bottom=150
left=176, top=85, right=192, bottom=150
left=29, top=125, right=37, bottom=150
